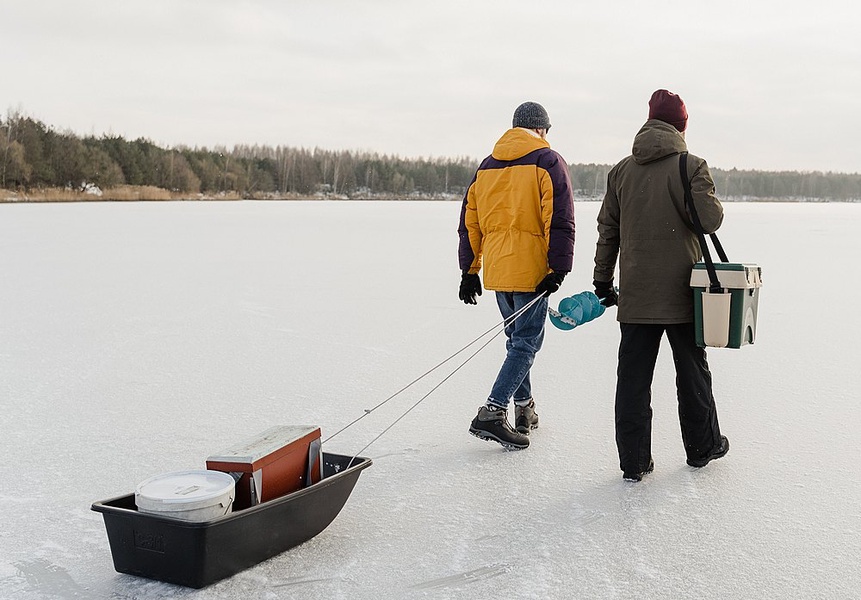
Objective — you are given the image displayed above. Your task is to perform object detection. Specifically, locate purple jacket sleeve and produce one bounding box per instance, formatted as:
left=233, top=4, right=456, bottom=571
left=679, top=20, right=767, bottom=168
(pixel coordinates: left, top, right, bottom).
left=539, top=150, right=575, bottom=273
left=457, top=171, right=479, bottom=273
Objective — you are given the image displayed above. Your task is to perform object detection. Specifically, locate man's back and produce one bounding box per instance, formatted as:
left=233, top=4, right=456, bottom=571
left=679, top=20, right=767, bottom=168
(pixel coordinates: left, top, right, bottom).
left=595, top=119, right=723, bottom=323
left=460, top=127, right=574, bottom=292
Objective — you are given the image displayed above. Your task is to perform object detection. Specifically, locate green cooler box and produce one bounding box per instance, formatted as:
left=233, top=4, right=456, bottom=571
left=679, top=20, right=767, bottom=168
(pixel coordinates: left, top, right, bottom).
left=690, top=263, right=762, bottom=349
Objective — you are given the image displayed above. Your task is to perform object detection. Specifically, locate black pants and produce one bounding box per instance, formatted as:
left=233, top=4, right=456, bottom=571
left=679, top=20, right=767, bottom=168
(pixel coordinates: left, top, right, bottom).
left=615, top=322, right=722, bottom=473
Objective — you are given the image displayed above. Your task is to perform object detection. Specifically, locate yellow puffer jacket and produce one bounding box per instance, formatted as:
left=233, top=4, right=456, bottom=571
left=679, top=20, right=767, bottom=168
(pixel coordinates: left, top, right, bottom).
left=458, top=128, right=575, bottom=292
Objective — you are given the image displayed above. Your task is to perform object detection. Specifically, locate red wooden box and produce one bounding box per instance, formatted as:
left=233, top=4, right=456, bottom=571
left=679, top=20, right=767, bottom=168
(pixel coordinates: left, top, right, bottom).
left=206, top=425, right=322, bottom=510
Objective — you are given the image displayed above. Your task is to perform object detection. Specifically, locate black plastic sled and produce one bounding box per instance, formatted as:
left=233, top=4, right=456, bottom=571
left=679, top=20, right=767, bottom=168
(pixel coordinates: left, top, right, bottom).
left=91, top=452, right=371, bottom=589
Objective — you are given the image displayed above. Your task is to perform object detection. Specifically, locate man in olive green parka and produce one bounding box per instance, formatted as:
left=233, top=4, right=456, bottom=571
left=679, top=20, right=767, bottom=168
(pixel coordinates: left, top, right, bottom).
left=593, top=89, right=729, bottom=481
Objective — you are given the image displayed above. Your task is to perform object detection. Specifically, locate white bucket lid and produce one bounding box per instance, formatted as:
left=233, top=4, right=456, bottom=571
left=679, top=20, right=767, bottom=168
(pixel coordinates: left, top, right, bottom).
left=135, top=470, right=235, bottom=513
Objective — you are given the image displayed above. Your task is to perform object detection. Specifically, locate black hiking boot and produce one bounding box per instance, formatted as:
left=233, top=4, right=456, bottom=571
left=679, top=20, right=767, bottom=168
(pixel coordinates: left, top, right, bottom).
left=469, top=406, right=529, bottom=450
left=623, top=459, right=654, bottom=482
left=514, top=399, right=539, bottom=434
left=687, top=436, right=730, bottom=468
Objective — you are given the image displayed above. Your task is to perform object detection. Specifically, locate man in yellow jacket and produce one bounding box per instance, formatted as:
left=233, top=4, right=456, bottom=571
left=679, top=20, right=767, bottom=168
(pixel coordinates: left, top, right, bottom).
left=458, top=101, right=576, bottom=450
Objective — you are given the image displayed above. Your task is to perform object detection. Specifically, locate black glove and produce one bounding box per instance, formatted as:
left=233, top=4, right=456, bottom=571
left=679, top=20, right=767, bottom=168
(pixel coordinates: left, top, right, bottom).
left=459, top=273, right=482, bottom=305
left=593, top=279, right=618, bottom=307
left=535, top=272, right=566, bottom=297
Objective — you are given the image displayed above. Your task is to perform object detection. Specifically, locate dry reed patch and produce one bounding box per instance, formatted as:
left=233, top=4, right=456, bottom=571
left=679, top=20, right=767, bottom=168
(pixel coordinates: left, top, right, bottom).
left=100, top=186, right=173, bottom=201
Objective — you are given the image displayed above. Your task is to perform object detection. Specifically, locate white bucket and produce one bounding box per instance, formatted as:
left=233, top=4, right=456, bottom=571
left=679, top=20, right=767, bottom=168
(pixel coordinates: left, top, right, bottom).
left=135, top=470, right=235, bottom=522
left=701, top=291, right=732, bottom=348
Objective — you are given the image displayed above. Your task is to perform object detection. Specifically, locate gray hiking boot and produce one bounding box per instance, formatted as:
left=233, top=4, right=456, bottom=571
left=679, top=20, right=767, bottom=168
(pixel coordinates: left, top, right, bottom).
left=469, top=405, right=529, bottom=450
left=514, top=399, right=539, bottom=434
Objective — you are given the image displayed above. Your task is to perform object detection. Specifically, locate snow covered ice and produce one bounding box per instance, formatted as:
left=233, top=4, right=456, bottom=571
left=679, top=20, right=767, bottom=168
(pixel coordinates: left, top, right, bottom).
left=1, top=200, right=859, bottom=599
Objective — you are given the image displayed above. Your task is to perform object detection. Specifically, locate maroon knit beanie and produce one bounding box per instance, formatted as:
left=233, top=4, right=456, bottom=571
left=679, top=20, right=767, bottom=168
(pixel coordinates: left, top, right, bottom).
left=648, top=89, right=688, bottom=132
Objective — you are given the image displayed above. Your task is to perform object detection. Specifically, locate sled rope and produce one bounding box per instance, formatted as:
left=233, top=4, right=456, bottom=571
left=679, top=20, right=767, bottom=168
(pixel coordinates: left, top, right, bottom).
left=323, top=293, right=543, bottom=445
left=345, top=325, right=505, bottom=467
left=322, top=294, right=546, bottom=465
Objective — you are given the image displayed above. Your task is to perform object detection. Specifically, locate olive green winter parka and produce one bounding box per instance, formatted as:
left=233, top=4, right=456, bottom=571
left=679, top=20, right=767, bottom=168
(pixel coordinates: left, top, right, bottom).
left=593, top=119, right=723, bottom=323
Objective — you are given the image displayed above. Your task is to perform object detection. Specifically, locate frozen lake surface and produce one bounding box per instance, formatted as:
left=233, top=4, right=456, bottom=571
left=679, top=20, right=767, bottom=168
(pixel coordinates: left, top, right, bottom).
left=1, top=200, right=859, bottom=599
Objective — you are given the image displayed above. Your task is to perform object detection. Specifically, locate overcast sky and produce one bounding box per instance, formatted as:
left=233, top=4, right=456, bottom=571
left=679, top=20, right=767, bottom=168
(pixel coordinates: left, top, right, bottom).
left=4, top=1, right=860, bottom=173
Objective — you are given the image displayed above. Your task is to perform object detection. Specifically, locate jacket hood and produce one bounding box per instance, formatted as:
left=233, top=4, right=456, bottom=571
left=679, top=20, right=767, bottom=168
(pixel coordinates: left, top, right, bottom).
left=632, top=119, right=688, bottom=165
left=491, top=128, right=550, bottom=161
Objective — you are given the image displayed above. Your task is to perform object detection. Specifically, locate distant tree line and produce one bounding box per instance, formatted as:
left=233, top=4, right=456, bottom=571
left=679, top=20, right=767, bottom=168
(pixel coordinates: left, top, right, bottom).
left=709, top=167, right=861, bottom=202
left=2, top=110, right=860, bottom=201
left=0, top=112, right=478, bottom=198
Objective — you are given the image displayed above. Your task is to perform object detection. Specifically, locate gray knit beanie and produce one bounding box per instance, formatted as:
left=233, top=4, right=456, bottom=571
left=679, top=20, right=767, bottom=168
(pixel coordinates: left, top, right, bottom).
left=512, top=102, right=551, bottom=130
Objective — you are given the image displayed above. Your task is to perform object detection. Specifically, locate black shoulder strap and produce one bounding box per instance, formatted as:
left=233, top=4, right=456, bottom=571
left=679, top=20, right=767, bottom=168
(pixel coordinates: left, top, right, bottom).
left=679, top=152, right=728, bottom=292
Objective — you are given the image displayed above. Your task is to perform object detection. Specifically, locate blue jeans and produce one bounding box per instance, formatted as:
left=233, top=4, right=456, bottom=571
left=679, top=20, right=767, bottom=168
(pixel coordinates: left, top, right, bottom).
left=487, top=292, right=548, bottom=408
